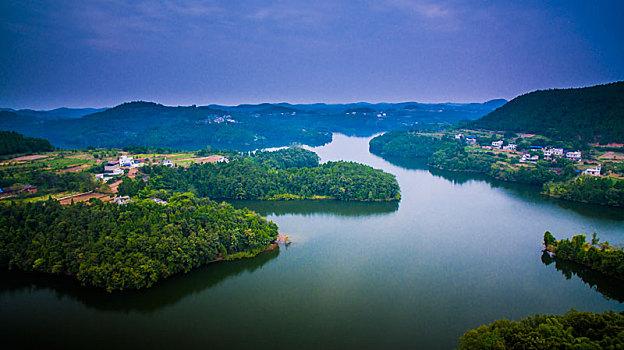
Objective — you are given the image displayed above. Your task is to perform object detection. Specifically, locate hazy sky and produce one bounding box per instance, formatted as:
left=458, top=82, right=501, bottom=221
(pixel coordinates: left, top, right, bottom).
left=1, top=0, right=623, bottom=109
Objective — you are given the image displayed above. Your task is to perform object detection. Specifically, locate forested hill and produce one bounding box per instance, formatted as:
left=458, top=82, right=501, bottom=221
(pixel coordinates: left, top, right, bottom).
left=470, top=81, right=624, bottom=143
left=0, top=131, right=54, bottom=156
left=0, top=100, right=504, bottom=151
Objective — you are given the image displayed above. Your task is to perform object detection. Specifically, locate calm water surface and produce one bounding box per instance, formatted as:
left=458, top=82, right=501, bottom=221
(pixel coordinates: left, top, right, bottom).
left=1, top=134, right=623, bottom=349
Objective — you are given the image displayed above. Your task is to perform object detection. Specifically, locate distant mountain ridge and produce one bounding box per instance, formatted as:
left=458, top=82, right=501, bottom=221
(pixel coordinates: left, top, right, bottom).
left=470, top=82, right=624, bottom=143
left=1, top=107, right=107, bottom=120
left=0, top=99, right=505, bottom=150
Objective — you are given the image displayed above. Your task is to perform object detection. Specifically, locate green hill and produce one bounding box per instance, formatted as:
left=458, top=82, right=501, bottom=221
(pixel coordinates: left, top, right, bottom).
left=0, top=130, right=54, bottom=156
left=0, top=100, right=503, bottom=151
left=470, top=82, right=624, bottom=144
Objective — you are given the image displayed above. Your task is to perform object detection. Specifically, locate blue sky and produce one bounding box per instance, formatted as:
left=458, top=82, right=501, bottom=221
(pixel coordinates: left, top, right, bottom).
left=1, top=0, right=622, bottom=109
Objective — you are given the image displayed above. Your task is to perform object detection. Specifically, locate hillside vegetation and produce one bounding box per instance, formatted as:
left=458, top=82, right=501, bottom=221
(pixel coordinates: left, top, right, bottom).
left=119, top=147, right=401, bottom=201
left=0, top=131, right=54, bottom=156
left=459, top=310, right=624, bottom=349
left=470, top=81, right=624, bottom=143
left=0, top=195, right=278, bottom=292
left=0, top=100, right=503, bottom=151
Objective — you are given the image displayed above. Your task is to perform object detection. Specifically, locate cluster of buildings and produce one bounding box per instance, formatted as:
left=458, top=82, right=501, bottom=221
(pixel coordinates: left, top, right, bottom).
left=95, top=155, right=144, bottom=182
left=520, top=146, right=582, bottom=163
left=454, top=133, right=600, bottom=176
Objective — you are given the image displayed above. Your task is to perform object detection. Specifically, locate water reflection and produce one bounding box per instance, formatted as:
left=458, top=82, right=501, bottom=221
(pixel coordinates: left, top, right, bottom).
left=226, top=199, right=399, bottom=217
left=0, top=249, right=280, bottom=314
left=541, top=252, right=624, bottom=303
left=379, top=160, right=624, bottom=221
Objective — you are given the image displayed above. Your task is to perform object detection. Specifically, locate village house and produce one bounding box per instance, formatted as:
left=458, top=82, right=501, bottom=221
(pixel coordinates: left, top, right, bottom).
left=119, top=155, right=134, bottom=167
left=583, top=164, right=601, bottom=176
left=466, top=136, right=477, bottom=145
left=566, top=151, right=582, bottom=162
left=491, top=140, right=503, bottom=149
left=162, top=158, right=174, bottom=167
left=520, top=154, right=539, bottom=163
left=454, top=133, right=464, bottom=140
left=502, top=144, right=517, bottom=151
left=113, top=196, right=131, bottom=205
left=216, top=156, right=229, bottom=163
left=150, top=198, right=168, bottom=205
left=104, top=161, right=120, bottom=172
left=552, top=148, right=564, bottom=157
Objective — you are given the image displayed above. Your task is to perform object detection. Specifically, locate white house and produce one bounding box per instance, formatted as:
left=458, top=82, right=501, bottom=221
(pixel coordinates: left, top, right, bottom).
left=503, top=144, right=517, bottom=151
left=119, top=155, right=134, bottom=167
left=466, top=137, right=477, bottom=145
left=454, top=133, right=464, bottom=140
left=520, top=154, right=539, bottom=163
left=552, top=148, right=564, bottom=157
left=216, top=156, right=229, bottom=163
left=104, top=162, right=120, bottom=172
left=583, top=164, right=601, bottom=176
left=566, top=151, right=582, bottom=162
left=162, top=158, right=174, bottom=167
left=492, top=140, right=503, bottom=149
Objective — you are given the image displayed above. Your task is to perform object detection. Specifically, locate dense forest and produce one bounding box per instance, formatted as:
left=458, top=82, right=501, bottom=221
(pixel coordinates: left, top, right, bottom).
left=458, top=310, right=624, bottom=349
left=0, top=100, right=503, bottom=150
left=119, top=159, right=401, bottom=202
left=542, top=176, right=624, bottom=207
left=0, top=131, right=54, bottom=156
left=0, top=195, right=278, bottom=292
left=250, top=147, right=320, bottom=169
left=544, top=231, right=624, bottom=280
left=369, top=131, right=454, bottom=158
left=470, top=81, right=624, bottom=143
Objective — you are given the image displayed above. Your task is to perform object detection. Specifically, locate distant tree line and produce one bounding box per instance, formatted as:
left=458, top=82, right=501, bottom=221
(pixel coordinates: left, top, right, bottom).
left=542, top=176, right=624, bottom=207
left=0, top=194, right=278, bottom=292
left=0, top=131, right=54, bottom=156
left=458, top=310, right=624, bottom=349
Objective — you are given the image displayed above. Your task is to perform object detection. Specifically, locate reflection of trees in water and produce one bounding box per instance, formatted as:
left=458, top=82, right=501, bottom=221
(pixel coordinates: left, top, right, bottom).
left=426, top=166, right=624, bottom=221
left=541, top=252, right=624, bottom=303
left=227, top=199, right=399, bottom=217
left=0, top=249, right=280, bottom=314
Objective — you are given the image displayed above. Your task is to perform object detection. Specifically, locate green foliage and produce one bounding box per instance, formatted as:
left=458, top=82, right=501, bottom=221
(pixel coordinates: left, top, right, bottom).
left=0, top=131, right=54, bottom=155
left=543, top=176, right=624, bottom=207
left=0, top=166, right=103, bottom=193
left=458, top=310, right=624, bottom=349
left=250, top=147, right=320, bottom=169
left=0, top=196, right=278, bottom=292
left=369, top=131, right=457, bottom=158
left=120, top=155, right=401, bottom=202
left=543, top=231, right=556, bottom=247
left=546, top=232, right=624, bottom=280
left=470, top=81, right=624, bottom=143
left=370, top=131, right=584, bottom=189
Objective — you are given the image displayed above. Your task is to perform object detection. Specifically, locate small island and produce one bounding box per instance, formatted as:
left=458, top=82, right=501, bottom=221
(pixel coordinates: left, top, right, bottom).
left=543, top=231, right=624, bottom=281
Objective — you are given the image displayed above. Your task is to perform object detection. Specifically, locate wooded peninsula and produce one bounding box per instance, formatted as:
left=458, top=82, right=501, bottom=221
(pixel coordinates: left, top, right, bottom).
left=0, top=194, right=278, bottom=292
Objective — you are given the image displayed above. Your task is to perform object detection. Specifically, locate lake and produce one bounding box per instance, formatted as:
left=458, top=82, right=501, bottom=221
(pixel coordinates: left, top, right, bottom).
left=1, top=134, right=623, bottom=349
